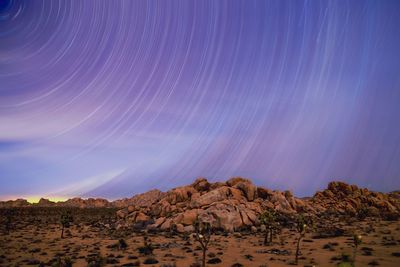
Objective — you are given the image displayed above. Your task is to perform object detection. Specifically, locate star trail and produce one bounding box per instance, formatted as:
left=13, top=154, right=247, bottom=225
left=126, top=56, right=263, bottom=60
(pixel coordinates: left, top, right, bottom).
left=1, top=0, right=400, bottom=200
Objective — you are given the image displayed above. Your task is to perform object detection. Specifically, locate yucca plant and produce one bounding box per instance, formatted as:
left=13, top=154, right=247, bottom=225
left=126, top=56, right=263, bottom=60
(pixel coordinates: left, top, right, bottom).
left=352, top=234, right=362, bottom=266
left=259, top=210, right=277, bottom=245
left=294, top=214, right=307, bottom=265
left=193, top=219, right=212, bottom=267
left=60, top=210, right=73, bottom=239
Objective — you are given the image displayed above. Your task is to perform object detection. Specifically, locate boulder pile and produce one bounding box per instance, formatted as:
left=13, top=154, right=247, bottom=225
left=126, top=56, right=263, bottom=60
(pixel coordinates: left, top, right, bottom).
left=310, top=181, right=400, bottom=217
left=115, top=177, right=400, bottom=232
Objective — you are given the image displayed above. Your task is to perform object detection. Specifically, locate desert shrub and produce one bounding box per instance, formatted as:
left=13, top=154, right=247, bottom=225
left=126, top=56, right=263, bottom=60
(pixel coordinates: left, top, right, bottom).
left=143, top=257, right=158, bottom=264
left=207, top=257, right=222, bottom=264
left=51, top=257, right=73, bottom=267
left=3, top=209, right=15, bottom=234
left=86, top=254, right=106, bottom=267
left=117, top=260, right=139, bottom=266
left=392, top=252, right=400, bottom=257
left=138, top=234, right=154, bottom=255
left=381, top=212, right=399, bottom=221
left=118, top=238, right=128, bottom=250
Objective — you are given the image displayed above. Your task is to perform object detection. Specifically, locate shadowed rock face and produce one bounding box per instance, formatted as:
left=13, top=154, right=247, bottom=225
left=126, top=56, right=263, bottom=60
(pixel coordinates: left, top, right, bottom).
left=115, top=178, right=400, bottom=232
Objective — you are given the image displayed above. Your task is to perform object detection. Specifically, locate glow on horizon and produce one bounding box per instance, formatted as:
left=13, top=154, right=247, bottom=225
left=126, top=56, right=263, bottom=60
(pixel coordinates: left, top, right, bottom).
left=0, top=195, right=69, bottom=204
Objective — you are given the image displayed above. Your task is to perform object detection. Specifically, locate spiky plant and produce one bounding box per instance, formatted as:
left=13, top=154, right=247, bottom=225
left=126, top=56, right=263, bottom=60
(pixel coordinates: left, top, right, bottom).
left=193, top=219, right=212, bottom=267
left=60, top=210, right=73, bottom=239
left=352, top=234, right=362, bottom=266
left=259, top=210, right=277, bottom=245
left=294, top=214, right=307, bottom=265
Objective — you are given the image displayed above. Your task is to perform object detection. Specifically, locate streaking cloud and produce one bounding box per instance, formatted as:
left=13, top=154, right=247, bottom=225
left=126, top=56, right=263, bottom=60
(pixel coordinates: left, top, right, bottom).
left=0, top=0, right=400, bottom=199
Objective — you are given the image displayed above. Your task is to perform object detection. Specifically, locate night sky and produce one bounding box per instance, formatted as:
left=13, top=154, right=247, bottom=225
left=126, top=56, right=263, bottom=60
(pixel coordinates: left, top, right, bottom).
left=1, top=0, right=400, bottom=201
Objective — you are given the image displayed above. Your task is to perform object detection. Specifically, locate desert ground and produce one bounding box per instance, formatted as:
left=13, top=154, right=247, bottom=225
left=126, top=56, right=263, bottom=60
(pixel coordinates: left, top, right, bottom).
left=0, top=208, right=399, bottom=267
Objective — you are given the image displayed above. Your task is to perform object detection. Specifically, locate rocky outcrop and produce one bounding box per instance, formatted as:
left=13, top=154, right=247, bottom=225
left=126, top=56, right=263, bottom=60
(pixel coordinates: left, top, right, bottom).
left=60, top=198, right=111, bottom=208
left=115, top=178, right=400, bottom=232
left=113, top=189, right=165, bottom=208
left=36, top=198, right=56, bottom=207
left=0, top=199, right=30, bottom=208
left=310, top=181, right=400, bottom=216
left=115, top=179, right=300, bottom=231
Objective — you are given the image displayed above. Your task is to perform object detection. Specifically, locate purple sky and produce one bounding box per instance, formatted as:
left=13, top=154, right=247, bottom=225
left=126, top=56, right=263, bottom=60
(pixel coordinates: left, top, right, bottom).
left=1, top=0, right=400, bottom=200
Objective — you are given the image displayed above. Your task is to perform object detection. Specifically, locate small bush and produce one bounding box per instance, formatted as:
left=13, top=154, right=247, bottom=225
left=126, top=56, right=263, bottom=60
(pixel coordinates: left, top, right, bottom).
left=118, top=239, right=128, bottom=250
left=138, top=234, right=154, bottom=255
left=143, top=257, right=159, bottom=264
left=207, top=257, right=222, bottom=264
left=86, top=254, right=106, bottom=267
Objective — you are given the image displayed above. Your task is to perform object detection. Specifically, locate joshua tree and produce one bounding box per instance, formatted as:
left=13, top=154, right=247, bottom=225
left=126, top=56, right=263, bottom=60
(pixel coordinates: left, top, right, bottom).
left=352, top=234, right=362, bottom=266
left=193, top=219, right=212, bottom=267
left=259, top=209, right=277, bottom=245
left=60, top=210, right=73, bottom=238
left=294, top=214, right=307, bottom=265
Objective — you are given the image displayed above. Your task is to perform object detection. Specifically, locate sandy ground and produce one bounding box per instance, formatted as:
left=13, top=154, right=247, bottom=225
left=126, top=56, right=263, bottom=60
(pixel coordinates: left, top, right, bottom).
left=1, top=214, right=399, bottom=267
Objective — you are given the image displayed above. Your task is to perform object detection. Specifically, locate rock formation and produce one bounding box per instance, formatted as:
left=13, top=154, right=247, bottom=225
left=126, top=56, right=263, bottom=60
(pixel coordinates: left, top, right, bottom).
left=0, top=198, right=30, bottom=208
left=310, top=181, right=400, bottom=216
left=115, top=178, right=400, bottom=232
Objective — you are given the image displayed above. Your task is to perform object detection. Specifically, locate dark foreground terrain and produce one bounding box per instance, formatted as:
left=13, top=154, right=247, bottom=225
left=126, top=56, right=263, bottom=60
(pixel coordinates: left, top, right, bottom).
left=1, top=207, right=400, bottom=267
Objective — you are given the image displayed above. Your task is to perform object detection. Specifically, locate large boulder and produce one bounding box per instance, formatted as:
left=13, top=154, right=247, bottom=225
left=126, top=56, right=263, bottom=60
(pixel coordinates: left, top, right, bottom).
left=179, top=209, right=200, bottom=225
left=165, top=186, right=197, bottom=205
left=257, top=187, right=273, bottom=199
left=135, top=212, right=150, bottom=223
left=191, top=177, right=210, bottom=192
left=190, top=186, right=230, bottom=208
left=226, top=177, right=257, bottom=201
left=116, top=209, right=129, bottom=219
left=206, top=203, right=243, bottom=231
